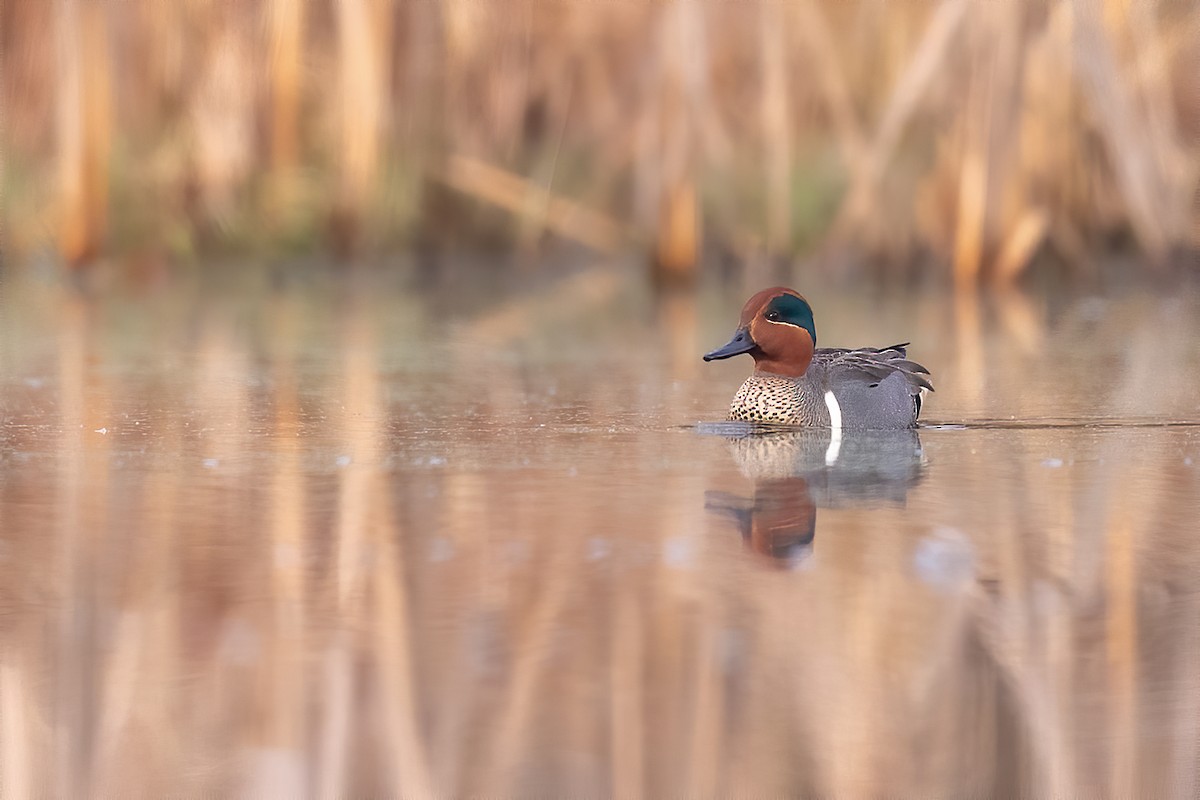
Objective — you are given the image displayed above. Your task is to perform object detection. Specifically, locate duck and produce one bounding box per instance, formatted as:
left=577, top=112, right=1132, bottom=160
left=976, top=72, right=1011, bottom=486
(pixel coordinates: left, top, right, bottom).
left=703, top=287, right=932, bottom=430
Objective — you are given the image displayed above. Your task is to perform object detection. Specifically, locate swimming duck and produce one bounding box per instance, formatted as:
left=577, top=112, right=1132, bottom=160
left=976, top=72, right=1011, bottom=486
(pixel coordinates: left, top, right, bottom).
left=703, top=287, right=932, bottom=429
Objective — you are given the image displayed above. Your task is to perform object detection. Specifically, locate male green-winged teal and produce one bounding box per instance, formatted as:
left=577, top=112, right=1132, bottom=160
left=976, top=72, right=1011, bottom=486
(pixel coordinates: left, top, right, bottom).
left=703, top=287, right=932, bottom=430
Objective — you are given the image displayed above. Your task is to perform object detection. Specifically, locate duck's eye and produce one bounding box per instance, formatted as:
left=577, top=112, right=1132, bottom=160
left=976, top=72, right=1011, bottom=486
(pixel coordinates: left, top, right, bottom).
left=765, top=310, right=781, bottom=322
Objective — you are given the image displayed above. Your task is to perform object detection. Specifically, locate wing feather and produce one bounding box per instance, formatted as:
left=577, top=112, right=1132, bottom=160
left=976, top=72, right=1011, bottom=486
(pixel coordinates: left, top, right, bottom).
left=813, top=345, right=935, bottom=395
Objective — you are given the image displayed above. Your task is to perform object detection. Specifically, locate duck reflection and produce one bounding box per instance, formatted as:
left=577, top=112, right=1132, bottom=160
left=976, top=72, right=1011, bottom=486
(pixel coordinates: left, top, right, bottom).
left=706, top=476, right=817, bottom=567
left=703, top=425, right=926, bottom=567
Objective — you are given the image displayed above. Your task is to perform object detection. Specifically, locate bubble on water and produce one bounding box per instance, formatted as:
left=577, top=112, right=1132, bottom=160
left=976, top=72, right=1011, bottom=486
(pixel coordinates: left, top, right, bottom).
left=203, top=458, right=219, bottom=469
left=428, top=456, right=447, bottom=466
left=505, top=539, right=530, bottom=564
left=914, top=527, right=975, bottom=591
left=1032, top=579, right=1064, bottom=615
left=24, top=377, right=45, bottom=389
left=242, top=748, right=304, bottom=797
left=335, top=455, right=352, bottom=467
left=1185, top=457, right=1194, bottom=467
left=663, top=537, right=693, bottom=568
left=587, top=537, right=611, bottom=561
left=1041, top=458, right=1064, bottom=468
left=1077, top=297, right=1108, bottom=322
left=429, top=536, right=455, bottom=563
left=94, top=427, right=108, bottom=435
left=718, top=628, right=747, bottom=674
left=274, top=543, right=300, bottom=569
left=219, top=617, right=260, bottom=665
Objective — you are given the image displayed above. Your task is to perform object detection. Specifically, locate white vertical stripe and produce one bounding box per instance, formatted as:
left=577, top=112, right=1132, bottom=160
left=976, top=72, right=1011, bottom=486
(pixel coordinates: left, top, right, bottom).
left=823, top=390, right=842, bottom=465
left=823, top=389, right=842, bottom=432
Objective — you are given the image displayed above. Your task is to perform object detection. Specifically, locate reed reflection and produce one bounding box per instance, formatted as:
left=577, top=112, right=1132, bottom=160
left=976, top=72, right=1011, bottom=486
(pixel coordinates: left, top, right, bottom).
left=704, top=426, right=925, bottom=566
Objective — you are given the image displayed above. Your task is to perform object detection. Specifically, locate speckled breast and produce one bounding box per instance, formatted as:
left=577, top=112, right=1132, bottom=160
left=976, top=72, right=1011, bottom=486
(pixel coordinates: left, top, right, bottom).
left=727, top=375, right=824, bottom=426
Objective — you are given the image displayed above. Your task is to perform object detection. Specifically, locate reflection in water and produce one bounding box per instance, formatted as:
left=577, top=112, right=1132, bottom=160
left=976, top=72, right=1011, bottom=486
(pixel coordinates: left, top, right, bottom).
left=706, top=477, right=817, bottom=566
left=704, top=426, right=925, bottom=566
left=1, top=276, right=1199, bottom=796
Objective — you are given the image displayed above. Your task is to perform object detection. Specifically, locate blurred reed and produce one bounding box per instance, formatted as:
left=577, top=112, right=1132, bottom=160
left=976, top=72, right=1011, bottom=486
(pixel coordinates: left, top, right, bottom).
left=2, top=1, right=1199, bottom=281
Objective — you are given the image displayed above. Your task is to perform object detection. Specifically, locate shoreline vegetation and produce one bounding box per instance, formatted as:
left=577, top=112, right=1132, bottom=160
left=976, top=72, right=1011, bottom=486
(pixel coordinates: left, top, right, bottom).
left=3, top=0, right=1198, bottom=286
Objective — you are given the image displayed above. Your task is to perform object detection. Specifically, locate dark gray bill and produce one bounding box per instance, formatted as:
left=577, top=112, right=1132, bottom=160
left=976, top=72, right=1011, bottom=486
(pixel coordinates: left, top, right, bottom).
left=703, top=328, right=757, bottom=361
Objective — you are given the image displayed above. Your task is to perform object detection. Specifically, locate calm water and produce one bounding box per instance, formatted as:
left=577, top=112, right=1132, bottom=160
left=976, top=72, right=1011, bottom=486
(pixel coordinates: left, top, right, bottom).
left=1, top=269, right=1198, bottom=796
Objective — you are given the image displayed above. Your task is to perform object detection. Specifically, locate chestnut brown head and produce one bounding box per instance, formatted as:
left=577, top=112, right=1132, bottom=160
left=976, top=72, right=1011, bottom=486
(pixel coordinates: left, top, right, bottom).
left=703, top=287, right=818, bottom=377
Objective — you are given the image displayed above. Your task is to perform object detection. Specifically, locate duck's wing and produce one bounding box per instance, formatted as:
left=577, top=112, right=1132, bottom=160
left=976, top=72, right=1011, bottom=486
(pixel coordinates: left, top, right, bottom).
left=813, top=343, right=934, bottom=393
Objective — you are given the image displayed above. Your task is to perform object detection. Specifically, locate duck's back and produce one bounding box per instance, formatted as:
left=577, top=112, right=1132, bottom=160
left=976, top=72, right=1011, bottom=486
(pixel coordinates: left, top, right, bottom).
left=811, top=344, right=931, bottom=430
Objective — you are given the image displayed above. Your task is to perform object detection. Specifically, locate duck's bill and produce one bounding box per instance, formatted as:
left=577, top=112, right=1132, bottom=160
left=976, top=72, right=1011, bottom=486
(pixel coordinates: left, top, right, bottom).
left=703, top=328, right=757, bottom=361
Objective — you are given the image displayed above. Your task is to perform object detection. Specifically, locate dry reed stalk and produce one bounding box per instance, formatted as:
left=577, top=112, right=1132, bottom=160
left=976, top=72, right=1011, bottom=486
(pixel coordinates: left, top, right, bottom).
left=1104, top=502, right=1138, bottom=795
left=74, top=343, right=119, bottom=794
left=52, top=293, right=90, bottom=797
left=316, top=310, right=382, bottom=797
left=478, top=539, right=577, bottom=794
left=516, top=73, right=576, bottom=253
left=953, top=47, right=992, bottom=288
left=648, top=1, right=705, bottom=286
left=1073, top=0, right=1173, bottom=264
left=334, top=0, right=390, bottom=251
left=953, top=290, right=986, bottom=415
left=941, top=3, right=1026, bottom=286
left=657, top=290, right=700, bottom=382
left=681, top=618, right=722, bottom=797
left=609, top=592, right=645, bottom=797
left=966, top=588, right=1069, bottom=795
left=316, top=631, right=353, bottom=799
left=992, top=288, right=1044, bottom=355
left=962, top=455, right=1085, bottom=797
left=55, top=0, right=110, bottom=267
left=654, top=182, right=699, bottom=286
left=1169, top=587, right=1200, bottom=797
left=794, top=0, right=866, bottom=164
left=1127, top=2, right=1183, bottom=181
left=458, top=267, right=621, bottom=345
left=90, top=607, right=144, bottom=792
left=264, top=296, right=308, bottom=785
left=396, top=1, right=443, bottom=168
left=441, top=154, right=624, bottom=253
left=0, top=659, right=34, bottom=798
left=190, top=7, right=255, bottom=231
left=90, top=459, right=184, bottom=795
left=994, top=210, right=1051, bottom=285
left=369, top=469, right=435, bottom=798
left=334, top=315, right=376, bottom=611
left=266, top=0, right=306, bottom=225
left=833, top=0, right=969, bottom=246
left=425, top=592, right=475, bottom=797
left=760, top=1, right=791, bottom=256
left=190, top=321, right=272, bottom=793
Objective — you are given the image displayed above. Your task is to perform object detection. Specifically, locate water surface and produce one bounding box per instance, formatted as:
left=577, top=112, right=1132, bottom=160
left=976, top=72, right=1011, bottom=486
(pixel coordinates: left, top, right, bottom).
left=1, top=270, right=1198, bottom=796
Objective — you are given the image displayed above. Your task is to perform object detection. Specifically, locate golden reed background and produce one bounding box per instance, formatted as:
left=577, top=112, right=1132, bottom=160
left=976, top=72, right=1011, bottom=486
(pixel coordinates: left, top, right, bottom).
left=2, top=0, right=1199, bottom=283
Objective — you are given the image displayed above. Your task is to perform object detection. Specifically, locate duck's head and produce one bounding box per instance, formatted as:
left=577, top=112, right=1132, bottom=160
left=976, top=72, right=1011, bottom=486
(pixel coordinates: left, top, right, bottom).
left=702, top=287, right=817, bottom=377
